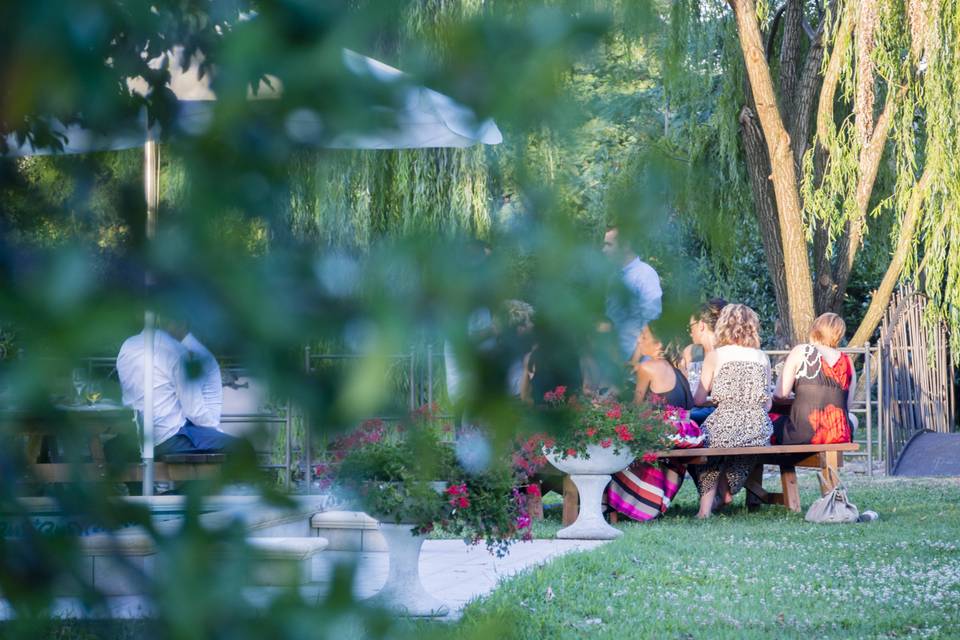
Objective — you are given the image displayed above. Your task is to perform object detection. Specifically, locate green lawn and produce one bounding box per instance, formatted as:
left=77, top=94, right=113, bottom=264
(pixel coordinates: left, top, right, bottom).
left=425, top=475, right=960, bottom=639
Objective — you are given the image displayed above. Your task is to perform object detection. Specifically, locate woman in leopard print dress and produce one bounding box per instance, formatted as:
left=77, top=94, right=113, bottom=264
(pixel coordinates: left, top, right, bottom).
left=691, top=304, right=773, bottom=518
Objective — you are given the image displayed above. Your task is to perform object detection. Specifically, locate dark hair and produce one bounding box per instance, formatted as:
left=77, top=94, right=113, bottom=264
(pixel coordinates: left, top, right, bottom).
left=694, top=298, right=727, bottom=331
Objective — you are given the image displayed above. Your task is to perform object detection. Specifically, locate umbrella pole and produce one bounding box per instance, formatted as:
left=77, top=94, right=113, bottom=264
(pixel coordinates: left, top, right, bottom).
left=142, top=136, right=159, bottom=496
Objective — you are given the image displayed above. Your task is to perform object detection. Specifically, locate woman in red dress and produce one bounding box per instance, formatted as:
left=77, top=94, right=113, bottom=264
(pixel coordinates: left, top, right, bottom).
left=774, top=313, right=858, bottom=444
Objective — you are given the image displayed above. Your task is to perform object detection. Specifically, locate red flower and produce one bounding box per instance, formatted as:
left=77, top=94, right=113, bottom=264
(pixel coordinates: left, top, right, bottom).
left=566, top=448, right=578, bottom=457
left=457, top=496, right=471, bottom=509
left=600, top=438, right=612, bottom=448
left=554, top=385, right=567, bottom=398
left=526, top=484, right=542, bottom=497
left=615, top=424, right=634, bottom=442
left=642, top=451, right=658, bottom=463
left=605, top=405, right=622, bottom=420
left=586, top=427, right=598, bottom=437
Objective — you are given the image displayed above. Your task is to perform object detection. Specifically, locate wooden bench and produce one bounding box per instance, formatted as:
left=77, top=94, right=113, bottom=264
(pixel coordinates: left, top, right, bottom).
left=562, top=442, right=860, bottom=524
left=25, top=454, right=227, bottom=484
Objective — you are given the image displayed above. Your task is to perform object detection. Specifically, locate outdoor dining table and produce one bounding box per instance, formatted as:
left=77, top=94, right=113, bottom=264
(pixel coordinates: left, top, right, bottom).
left=5, top=400, right=134, bottom=482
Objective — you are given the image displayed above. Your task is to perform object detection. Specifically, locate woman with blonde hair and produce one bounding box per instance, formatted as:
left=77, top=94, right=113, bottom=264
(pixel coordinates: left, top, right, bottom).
left=774, top=313, right=857, bottom=444
left=691, top=303, right=773, bottom=518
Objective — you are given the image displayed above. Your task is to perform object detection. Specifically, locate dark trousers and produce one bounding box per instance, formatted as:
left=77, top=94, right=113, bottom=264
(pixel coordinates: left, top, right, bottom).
left=690, top=406, right=716, bottom=425
left=105, top=421, right=255, bottom=462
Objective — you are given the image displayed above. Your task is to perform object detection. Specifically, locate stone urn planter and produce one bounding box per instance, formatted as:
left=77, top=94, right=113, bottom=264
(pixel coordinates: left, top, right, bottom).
left=370, top=522, right=448, bottom=617
left=545, top=445, right=633, bottom=540
left=364, top=482, right=448, bottom=617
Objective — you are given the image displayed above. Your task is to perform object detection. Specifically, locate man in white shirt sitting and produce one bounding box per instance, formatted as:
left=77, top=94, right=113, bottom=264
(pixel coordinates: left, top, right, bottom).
left=108, top=319, right=251, bottom=462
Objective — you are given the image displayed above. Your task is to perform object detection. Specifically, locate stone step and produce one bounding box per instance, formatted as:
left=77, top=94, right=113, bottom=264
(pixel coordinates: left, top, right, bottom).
left=68, top=533, right=330, bottom=594
left=246, top=536, right=330, bottom=586
left=310, top=510, right=386, bottom=552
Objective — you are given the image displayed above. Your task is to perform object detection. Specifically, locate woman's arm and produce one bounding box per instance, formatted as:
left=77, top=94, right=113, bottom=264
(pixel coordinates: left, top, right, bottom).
left=633, top=364, right=653, bottom=404
left=680, top=344, right=694, bottom=373
left=763, top=351, right=773, bottom=412
left=519, top=352, right=533, bottom=404
left=693, top=350, right=716, bottom=406
left=846, top=355, right=858, bottom=414
left=774, top=346, right=802, bottom=400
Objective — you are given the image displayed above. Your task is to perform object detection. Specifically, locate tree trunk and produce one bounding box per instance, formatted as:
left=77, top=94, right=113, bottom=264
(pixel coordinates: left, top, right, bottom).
left=778, top=0, right=804, bottom=118
left=739, top=105, right=793, bottom=341
left=730, top=0, right=816, bottom=343
left=849, top=165, right=934, bottom=347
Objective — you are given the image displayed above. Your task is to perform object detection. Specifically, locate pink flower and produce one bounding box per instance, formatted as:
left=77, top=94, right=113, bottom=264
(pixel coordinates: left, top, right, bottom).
left=600, top=438, right=612, bottom=448
left=642, top=451, right=658, bottom=463
left=554, top=386, right=567, bottom=398
left=605, top=405, right=622, bottom=420
left=586, top=427, right=598, bottom=437
left=615, top=424, right=634, bottom=442
left=457, top=496, right=470, bottom=509
left=526, top=484, right=542, bottom=497
left=566, top=448, right=578, bottom=457
left=516, top=514, right=532, bottom=530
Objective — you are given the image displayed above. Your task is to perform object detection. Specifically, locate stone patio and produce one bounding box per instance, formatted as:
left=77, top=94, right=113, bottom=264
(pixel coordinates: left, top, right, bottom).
left=5, top=537, right=607, bottom=620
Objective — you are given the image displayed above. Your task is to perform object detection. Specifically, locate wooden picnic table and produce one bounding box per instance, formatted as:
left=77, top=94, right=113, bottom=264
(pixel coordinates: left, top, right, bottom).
left=560, top=442, right=860, bottom=525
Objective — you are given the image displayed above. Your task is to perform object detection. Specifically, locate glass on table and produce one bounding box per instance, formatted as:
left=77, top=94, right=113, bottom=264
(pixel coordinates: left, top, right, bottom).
left=84, top=380, right=103, bottom=406
left=70, top=368, right=87, bottom=405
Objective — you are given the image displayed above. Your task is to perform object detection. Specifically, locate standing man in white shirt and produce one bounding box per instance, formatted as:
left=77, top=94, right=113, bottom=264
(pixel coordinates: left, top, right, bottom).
left=109, top=320, right=250, bottom=463
left=602, top=226, right=663, bottom=364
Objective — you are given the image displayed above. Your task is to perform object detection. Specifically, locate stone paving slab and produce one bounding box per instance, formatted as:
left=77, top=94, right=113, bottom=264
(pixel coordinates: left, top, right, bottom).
left=310, top=538, right=608, bottom=619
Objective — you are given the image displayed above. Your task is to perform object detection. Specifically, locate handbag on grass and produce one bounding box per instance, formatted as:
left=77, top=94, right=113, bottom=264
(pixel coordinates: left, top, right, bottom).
left=805, top=467, right=859, bottom=524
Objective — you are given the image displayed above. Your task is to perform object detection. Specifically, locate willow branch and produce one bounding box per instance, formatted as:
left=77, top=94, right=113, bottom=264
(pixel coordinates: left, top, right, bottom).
left=816, top=6, right=855, bottom=143
left=850, top=165, right=934, bottom=347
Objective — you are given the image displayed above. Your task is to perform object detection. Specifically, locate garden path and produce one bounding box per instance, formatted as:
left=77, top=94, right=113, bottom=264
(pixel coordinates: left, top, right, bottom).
left=11, top=538, right=607, bottom=620
left=313, top=538, right=608, bottom=619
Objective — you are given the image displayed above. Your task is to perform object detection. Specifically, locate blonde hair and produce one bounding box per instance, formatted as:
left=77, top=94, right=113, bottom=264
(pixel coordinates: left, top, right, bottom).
left=714, top=304, right=762, bottom=349
left=809, top=312, right=846, bottom=347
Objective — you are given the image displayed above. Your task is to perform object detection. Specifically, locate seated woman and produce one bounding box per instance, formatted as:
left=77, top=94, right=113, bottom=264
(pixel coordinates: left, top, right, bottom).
left=680, top=298, right=726, bottom=424
left=607, top=322, right=693, bottom=522
left=691, top=303, right=773, bottom=518
left=774, top=313, right=857, bottom=445
left=681, top=298, right=727, bottom=393
left=633, top=321, right=694, bottom=407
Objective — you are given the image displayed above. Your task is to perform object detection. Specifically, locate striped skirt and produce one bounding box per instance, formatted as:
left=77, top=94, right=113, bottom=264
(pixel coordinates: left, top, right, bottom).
left=607, top=461, right=686, bottom=521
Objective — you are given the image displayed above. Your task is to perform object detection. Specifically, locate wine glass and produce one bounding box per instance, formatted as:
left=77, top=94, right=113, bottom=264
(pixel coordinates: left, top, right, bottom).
left=84, top=380, right=102, bottom=406
left=70, top=368, right=86, bottom=405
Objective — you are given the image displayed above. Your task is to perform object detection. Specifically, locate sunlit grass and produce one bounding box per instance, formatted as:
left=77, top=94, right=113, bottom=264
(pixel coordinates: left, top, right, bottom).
left=420, top=475, right=960, bottom=639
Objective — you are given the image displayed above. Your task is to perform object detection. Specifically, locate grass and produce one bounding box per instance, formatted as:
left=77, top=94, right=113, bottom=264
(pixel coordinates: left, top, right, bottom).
left=415, top=474, right=960, bottom=639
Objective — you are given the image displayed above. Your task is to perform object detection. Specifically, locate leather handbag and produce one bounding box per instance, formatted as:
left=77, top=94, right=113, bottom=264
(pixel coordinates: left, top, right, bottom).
left=805, top=468, right=859, bottom=524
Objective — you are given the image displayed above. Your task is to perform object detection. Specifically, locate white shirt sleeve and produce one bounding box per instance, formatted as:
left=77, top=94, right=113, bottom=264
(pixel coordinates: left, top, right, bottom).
left=174, top=354, right=218, bottom=427
left=638, top=266, right=663, bottom=324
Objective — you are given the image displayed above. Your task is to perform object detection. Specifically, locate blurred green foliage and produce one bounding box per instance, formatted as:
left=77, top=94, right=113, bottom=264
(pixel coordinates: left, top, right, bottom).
left=5, top=0, right=883, bottom=636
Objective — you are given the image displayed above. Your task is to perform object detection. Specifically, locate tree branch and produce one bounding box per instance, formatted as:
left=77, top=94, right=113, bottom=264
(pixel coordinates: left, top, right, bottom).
left=826, top=85, right=903, bottom=312
left=778, top=0, right=805, bottom=116
left=849, top=165, right=934, bottom=346
left=730, top=0, right=816, bottom=342
left=766, top=4, right=789, bottom=62
left=816, top=5, right=855, bottom=143
left=740, top=104, right=793, bottom=340
left=791, top=14, right=828, bottom=169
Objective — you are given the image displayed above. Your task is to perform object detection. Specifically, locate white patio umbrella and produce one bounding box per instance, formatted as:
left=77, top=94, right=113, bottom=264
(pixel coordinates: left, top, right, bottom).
left=3, top=48, right=503, bottom=494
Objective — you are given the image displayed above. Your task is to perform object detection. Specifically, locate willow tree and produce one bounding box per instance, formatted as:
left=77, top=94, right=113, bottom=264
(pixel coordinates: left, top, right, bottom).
left=287, top=1, right=494, bottom=249
left=673, top=0, right=958, bottom=346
